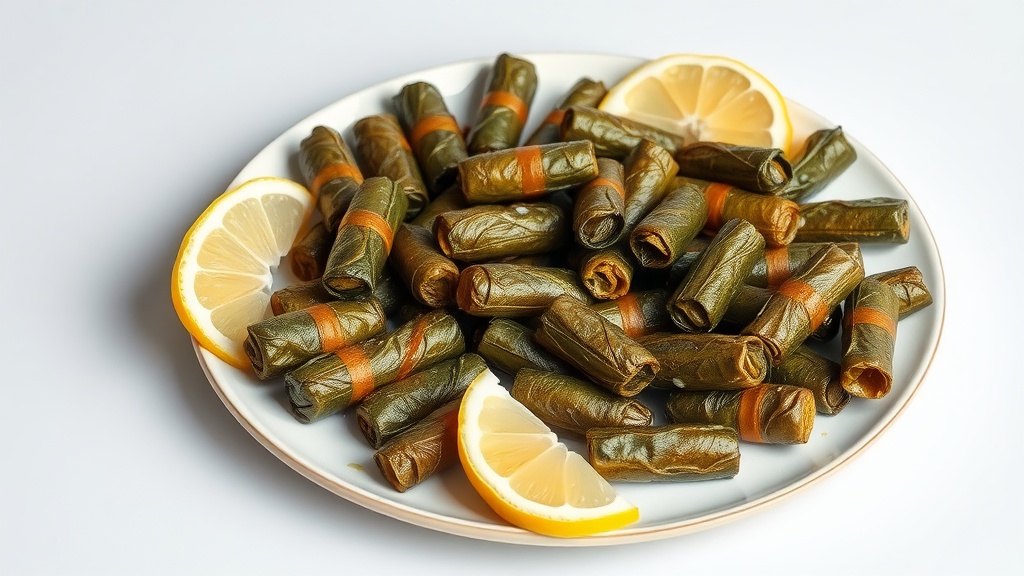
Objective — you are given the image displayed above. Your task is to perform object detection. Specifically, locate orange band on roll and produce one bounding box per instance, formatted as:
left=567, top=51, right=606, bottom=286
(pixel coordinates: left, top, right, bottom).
left=584, top=176, right=625, bottom=200
left=738, top=386, right=768, bottom=443
left=395, top=316, right=429, bottom=381
left=703, top=183, right=732, bottom=230
left=395, top=132, right=412, bottom=152
left=481, top=90, right=528, bottom=126
left=409, top=115, right=462, bottom=150
left=850, top=306, right=897, bottom=338
left=335, top=346, right=375, bottom=402
left=764, top=247, right=791, bottom=288
left=307, top=304, right=348, bottom=352
left=311, top=163, right=363, bottom=197
left=339, top=209, right=394, bottom=254
left=615, top=294, right=645, bottom=337
left=515, top=146, right=547, bottom=196
left=776, top=279, right=830, bottom=331
left=544, top=109, right=566, bottom=127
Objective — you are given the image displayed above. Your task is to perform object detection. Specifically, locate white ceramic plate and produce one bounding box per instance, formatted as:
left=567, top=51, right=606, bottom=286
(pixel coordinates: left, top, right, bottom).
left=192, top=53, right=945, bottom=546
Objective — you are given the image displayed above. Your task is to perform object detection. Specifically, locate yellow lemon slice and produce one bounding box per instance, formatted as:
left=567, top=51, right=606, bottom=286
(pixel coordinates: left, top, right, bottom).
left=599, top=53, right=792, bottom=154
left=171, top=177, right=315, bottom=369
left=457, top=370, right=639, bottom=538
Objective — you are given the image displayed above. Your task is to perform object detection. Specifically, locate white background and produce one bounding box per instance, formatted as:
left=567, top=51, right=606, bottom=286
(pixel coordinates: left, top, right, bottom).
left=2, top=1, right=1021, bottom=574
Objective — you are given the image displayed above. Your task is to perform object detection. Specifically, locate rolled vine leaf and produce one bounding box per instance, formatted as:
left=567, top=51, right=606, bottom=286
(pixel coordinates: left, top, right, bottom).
left=673, top=141, right=792, bottom=194
left=392, top=81, right=468, bottom=194
left=353, top=113, right=430, bottom=220
left=466, top=53, right=538, bottom=154
left=586, top=424, right=740, bottom=482
left=665, top=384, right=816, bottom=444
left=524, top=77, right=606, bottom=146
left=510, top=368, right=653, bottom=437
left=534, top=294, right=660, bottom=397
left=284, top=309, right=466, bottom=423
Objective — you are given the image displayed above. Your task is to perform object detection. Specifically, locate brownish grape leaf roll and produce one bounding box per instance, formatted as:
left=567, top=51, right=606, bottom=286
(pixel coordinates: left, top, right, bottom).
left=587, top=424, right=740, bottom=482
left=455, top=263, right=592, bottom=317
left=768, top=345, right=850, bottom=416
left=668, top=218, right=765, bottom=333
left=673, top=176, right=801, bottom=247
left=573, top=157, right=626, bottom=249
left=588, top=289, right=671, bottom=338
left=722, top=284, right=843, bottom=343
left=666, top=237, right=712, bottom=283
left=628, top=179, right=708, bottom=268
left=244, top=298, right=387, bottom=380
left=433, top=202, right=566, bottom=262
left=373, top=398, right=461, bottom=493
left=321, top=177, right=408, bottom=298
left=665, top=384, right=816, bottom=444
left=288, top=221, right=333, bottom=282
left=742, top=243, right=864, bottom=365
left=671, top=240, right=862, bottom=290
left=510, top=369, right=653, bottom=437
left=271, top=281, right=337, bottom=316
left=524, top=77, right=606, bottom=146
left=840, top=277, right=900, bottom=399
left=284, top=309, right=466, bottom=423
left=353, top=114, right=430, bottom=220
left=746, top=242, right=863, bottom=289
left=392, top=81, right=468, bottom=194
left=389, top=223, right=460, bottom=308
left=466, top=53, right=538, bottom=155
left=640, top=332, right=770, bottom=391
left=271, top=274, right=407, bottom=317
left=867, top=266, right=933, bottom=319
left=356, top=353, right=486, bottom=449
left=534, top=294, right=659, bottom=397
left=408, top=184, right=467, bottom=229
left=674, top=142, right=792, bottom=195
left=560, top=106, right=688, bottom=159
left=475, top=318, right=575, bottom=376
left=457, top=140, right=599, bottom=204
left=794, top=197, right=910, bottom=244
left=621, top=139, right=679, bottom=241
left=573, top=244, right=635, bottom=301
left=779, top=126, right=858, bottom=202
left=299, top=125, right=364, bottom=232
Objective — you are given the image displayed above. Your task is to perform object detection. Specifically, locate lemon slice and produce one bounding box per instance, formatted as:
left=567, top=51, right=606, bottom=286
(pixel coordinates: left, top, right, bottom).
left=599, top=53, right=792, bottom=154
left=171, top=177, right=315, bottom=369
left=457, top=370, right=638, bottom=538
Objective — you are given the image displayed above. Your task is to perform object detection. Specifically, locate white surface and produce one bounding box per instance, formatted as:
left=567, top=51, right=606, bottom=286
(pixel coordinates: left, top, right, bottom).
left=201, top=52, right=944, bottom=546
left=1, top=0, right=1020, bottom=573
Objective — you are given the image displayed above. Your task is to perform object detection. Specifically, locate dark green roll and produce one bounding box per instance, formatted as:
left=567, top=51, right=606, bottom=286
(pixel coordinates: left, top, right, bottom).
left=795, top=198, right=910, bottom=244
left=524, top=77, right=606, bottom=146
left=586, top=424, right=740, bottom=482
left=356, top=353, right=487, bottom=448
left=392, top=81, right=468, bottom=194
left=475, top=318, right=575, bottom=377
left=560, top=106, right=687, bottom=159
left=668, top=218, right=765, bottom=333
left=511, top=368, right=653, bottom=437
left=466, top=53, right=538, bottom=154
left=321, top=177, right=408, bottom=298
left=244, top=298, right=387, bottom=380
left=674, top=142, right=792, bottom=194
left=780, top=126, right=857, bottom=202
left=285, top=309, right=466, bottom=423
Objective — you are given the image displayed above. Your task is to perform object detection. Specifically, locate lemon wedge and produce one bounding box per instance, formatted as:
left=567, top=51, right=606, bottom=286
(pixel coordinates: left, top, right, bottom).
left=599, top=53, right=792, bottom=154
left=457, top=370, right=639, bottom=538
left=171, top=176, right=315, bottom=369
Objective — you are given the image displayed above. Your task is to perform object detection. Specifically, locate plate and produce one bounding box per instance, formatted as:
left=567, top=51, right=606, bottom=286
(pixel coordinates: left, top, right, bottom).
left=191, top=53, right=945, bottom=546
